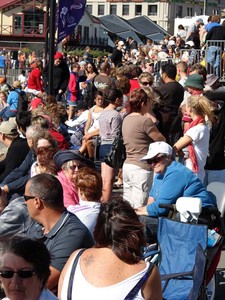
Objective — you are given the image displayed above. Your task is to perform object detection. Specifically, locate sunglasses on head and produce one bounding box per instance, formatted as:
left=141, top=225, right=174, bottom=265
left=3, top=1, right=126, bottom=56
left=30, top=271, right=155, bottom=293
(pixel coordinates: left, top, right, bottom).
left=0, top=270, right=36, bottom=279
left=146, top=155, right=166, bottom=165
left=141, top=82, right=152, bottom=86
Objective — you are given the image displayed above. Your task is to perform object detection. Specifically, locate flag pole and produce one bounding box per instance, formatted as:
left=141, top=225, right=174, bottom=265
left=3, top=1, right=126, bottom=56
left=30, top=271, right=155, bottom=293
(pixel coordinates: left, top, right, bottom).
left=48, top=0, right=56, bottom=96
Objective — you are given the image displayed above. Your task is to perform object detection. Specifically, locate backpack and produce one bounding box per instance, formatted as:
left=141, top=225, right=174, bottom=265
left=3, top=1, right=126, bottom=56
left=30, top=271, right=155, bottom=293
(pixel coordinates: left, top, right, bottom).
left=14, top=90, right=28, bottom=112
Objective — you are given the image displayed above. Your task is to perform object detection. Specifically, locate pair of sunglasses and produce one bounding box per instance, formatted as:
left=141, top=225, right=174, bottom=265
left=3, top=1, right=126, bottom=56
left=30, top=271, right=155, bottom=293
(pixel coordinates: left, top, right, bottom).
left=141, top=81, right=152, bottom=86
left=0, top=270, right=36, bottom=279
left=146, top=155, right=166, bottom=165
left=69, top=164, right=84, bottom=171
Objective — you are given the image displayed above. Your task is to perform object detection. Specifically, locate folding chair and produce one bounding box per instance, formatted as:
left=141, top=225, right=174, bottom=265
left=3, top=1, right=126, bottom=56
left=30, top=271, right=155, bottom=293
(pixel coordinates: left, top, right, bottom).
left=157, top=218, right=208, bottom=300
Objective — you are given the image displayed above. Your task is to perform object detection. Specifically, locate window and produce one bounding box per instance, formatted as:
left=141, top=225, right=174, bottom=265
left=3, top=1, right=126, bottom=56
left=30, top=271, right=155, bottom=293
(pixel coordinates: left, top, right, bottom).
left=84, top=26, right=89, bottom=38
left=24, top=8, right=44, bottom=34
left=148, top=5, right=157, bottom=16
left=98, top=5, right=104, bottom=15
left=86, top=5, right=92, bottom=15
left=187, top=7, right=193, bottom=17
left=110, top=5, right=117, bottom=15
left=176, top=5, right=182, bottom=18
left=122, top=5, right=129, bottom=16
left=14, top=15, right=22, bottom=34
left=135, top=5, right=142, bottom=16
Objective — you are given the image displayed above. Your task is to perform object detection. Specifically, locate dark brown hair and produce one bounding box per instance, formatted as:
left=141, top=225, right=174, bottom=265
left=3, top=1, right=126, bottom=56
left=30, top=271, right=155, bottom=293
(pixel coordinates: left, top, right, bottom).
left=93, top=199, right=145, bottom=264
left=0, top=236, right=51, bottom=289
left=129, top=88, right=148, bottom=112
left=36, top=146, right=58, bottom=175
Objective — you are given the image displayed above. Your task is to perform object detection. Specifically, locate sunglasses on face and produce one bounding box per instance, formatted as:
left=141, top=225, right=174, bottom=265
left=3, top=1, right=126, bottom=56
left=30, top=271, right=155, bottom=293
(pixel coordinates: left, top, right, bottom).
left=0, top=270, right=36, bottom=279
left=23, top=195, right=36, bottom=202
left=69, top=164, right=84, bottom=171
left=141, top=82, right=152, bottom=86
left=146, top=155, right=166, bottom=165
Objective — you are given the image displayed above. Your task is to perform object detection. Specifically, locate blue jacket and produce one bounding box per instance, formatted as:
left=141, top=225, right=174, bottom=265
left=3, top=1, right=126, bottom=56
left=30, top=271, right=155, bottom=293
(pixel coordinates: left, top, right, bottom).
left=147, top=161, right=216, bottom=217
left=1, top=150, right=36, bottom=195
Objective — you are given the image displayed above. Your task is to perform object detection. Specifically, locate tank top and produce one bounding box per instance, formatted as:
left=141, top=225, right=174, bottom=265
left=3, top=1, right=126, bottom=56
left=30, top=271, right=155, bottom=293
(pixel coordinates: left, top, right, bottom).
left=60, top=252, right=150, bottom=300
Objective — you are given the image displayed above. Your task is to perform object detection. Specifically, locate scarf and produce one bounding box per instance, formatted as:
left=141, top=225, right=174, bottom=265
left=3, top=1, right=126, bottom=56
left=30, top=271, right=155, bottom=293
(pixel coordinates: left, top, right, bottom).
left=184, top=116, right=205, bottom=173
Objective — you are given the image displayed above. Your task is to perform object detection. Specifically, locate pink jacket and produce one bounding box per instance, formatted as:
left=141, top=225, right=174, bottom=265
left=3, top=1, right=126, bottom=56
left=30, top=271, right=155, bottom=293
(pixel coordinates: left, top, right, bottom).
left=57, top=170, right=79, bottom=207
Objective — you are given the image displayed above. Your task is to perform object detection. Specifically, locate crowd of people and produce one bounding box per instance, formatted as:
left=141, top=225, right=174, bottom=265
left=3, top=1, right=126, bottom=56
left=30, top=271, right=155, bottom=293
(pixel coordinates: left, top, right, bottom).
left=0, top=15, right=224, bottom=299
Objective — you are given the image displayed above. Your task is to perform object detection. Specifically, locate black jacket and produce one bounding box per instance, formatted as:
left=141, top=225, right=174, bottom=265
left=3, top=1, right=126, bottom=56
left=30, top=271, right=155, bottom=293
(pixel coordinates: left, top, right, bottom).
left=43, top=60, right=70, bottom=95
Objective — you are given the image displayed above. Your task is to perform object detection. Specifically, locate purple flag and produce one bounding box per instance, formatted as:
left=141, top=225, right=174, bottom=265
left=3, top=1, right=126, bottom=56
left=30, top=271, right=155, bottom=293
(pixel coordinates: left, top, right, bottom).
left=57, top=0, right=86, bottom=44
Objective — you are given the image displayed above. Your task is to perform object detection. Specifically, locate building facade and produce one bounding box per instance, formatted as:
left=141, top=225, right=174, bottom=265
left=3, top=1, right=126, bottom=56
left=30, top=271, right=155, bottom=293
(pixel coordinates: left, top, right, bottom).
left=0, top=0, right=105, bottom=51
left=86, top=0, right=224, bottom=34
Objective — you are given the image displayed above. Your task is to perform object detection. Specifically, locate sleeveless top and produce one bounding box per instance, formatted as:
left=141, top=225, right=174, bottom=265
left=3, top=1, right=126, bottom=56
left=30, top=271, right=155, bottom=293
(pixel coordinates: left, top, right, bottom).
left=88, top=105, right=102, bottom=133
left=60, top=252, right=150, bottom=300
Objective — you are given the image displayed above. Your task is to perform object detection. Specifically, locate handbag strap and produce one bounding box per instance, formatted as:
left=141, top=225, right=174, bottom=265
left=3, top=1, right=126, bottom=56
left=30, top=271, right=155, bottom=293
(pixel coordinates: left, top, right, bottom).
left=124, top=262, right=155, bottom=300
left=67, top=248, right=86, bottom=300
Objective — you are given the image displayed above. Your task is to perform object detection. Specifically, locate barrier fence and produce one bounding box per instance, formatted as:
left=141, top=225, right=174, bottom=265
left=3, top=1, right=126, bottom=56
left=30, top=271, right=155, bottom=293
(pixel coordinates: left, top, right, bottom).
left=1, top=40, right=225, bottom=86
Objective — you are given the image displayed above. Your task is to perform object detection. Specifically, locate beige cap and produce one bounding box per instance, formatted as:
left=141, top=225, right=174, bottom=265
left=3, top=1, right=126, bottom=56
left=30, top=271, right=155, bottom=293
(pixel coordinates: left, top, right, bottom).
left=0, top=120, right=18, bottom=136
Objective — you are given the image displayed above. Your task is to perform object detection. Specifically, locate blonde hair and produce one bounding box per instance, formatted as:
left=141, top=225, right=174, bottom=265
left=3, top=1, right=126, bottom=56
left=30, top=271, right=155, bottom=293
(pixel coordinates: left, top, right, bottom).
left=186, top=95, right=215, bottom=123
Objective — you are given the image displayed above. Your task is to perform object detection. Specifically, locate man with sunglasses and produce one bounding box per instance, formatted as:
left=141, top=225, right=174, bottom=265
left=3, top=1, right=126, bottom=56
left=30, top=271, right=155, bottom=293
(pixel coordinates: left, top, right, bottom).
left=25, top=173, right=94, bottom=295
left=136, top=141, right=217, bottom=242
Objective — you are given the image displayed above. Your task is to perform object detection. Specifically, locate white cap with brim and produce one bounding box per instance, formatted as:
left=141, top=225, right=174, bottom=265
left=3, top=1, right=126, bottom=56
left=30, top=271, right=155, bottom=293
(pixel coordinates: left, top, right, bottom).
left=141, top=141, right=173, bottom=161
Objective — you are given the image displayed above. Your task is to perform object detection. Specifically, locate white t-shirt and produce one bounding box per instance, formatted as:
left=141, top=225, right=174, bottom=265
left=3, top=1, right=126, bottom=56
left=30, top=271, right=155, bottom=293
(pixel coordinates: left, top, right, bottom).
left=184, top=123, right=209, bottom=182
left=67, top=200, right=100, bottom=235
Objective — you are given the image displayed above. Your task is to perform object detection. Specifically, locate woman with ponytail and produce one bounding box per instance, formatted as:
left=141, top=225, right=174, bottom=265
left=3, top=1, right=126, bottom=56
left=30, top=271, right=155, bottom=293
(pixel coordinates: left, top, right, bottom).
left=173, top=95, right=215, bottom=183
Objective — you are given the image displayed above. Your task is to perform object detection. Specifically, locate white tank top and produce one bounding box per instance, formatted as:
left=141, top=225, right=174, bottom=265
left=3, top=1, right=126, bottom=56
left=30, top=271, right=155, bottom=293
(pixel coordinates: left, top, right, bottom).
left=60, top=252, right=150, bottom=300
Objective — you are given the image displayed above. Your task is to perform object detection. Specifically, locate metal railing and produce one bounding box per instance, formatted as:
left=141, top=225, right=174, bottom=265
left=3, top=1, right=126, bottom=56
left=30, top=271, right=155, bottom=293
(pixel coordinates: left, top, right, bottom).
left=0, top=25, right=45, bottom=36
left=205, top=40, right=225, bottom=82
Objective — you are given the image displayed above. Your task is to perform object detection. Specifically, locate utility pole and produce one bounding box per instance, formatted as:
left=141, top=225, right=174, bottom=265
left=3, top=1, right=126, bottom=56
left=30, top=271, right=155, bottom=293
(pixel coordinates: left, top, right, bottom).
left=203, top=0, right=207, bottom=16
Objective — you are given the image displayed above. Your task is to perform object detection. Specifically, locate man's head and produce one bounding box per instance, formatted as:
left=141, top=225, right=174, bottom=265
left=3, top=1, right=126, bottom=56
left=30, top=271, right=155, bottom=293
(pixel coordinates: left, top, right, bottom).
left=25, top=124, right=50, bottom=149
left=13, top=81, right=22, bottom=90
left=72, top=63, right=80, bottom=73
left=196, top=18, right=204, bottom=27
left=16, top=111, right=32, bottom=136
left=161, top=63, right=177, bottom=82
left=205, top=74, right=220, bottom=89
left=118, top=41, right=124, bottom=50
left=0, top=120, right=18, bottom=145
left=54, top=52, right=63, bottom=66
left=128, top=37, right=133, bottom=43
left=211, top=15, right=221, bottom=24
left=0, top=120, right=18, bottom=136
left=99, top=62, right=111, bottom=75
left=185, top=74, right=204, bottom=94
left=24, top=174, right=64, bottom=219
left=141, top=141, right=173, bottom=174
left=176, top=61, right=188, bottom=75
left=189, top=64, right=207, bottom=82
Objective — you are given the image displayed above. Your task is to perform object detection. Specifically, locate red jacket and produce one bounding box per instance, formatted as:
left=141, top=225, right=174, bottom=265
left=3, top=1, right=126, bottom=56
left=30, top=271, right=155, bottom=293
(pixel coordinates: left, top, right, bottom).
left=50, top=129, right=69, bottom=150
left=68, top=72, right=79, bottom=101
left=28, top=68, right=43, bottom=92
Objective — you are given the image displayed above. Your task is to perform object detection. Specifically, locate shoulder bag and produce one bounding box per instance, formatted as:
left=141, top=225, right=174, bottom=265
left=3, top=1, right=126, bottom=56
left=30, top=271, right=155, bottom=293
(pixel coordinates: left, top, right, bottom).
left=104, top=133, right=126, bottom=169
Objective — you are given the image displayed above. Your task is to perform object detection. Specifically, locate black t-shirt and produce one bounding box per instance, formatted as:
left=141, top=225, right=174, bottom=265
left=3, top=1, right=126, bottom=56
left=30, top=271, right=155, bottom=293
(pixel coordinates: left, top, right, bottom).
left=156, top=81, right=184, bottom=112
